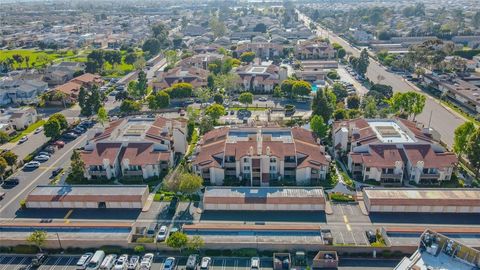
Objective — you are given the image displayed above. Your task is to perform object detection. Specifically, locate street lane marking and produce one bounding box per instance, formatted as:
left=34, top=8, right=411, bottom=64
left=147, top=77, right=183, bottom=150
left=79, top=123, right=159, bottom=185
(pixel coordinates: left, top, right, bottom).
left=48, top=257, right=62, bottom=270
left=0, top=136, right=87, bottom=214
left=234, top=259, right=238, bottom=270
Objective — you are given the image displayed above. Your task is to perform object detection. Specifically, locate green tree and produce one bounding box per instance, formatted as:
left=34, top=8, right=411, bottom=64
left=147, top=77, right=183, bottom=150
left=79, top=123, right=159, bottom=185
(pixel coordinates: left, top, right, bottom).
left=165, top=50, right=179, bottom=66
left=213, top=73, right=240, bottom=93
left=333, top=109, right=347, bottom=120
left=187, top=120, right=195, bottom=142
left=136, top=70, right=148, bottom=97
left=120, top=99, right=141, bottom=113
left=68, top=150, right=85, bottom=182
left=199, top=116, right=214, bottom=135
left=205, top=104, right=226, bottom=123
left=104, top=51, right=122, bottom=67
left=327, top=70, right=340, bottom=80
left=44, top=118, right=61, bottom=139
left=355, top=49, right=370, bottom=77
left=312, top=88, right=334, bottom=122
left=310, top=115, right=328, bottom=139
left=148, top=91, right=170, bottom=110
left=346, top=95, right=360, bottom=109
left=389, top=91, right=426, bottom=120
left=239, top=92, right=253, bottom=107
left=453, top=121, right=476, bottom=156
left=97, top=106, right=108, bottom=126
left=0, top=131, right=9, bottom=144
left=124, top=53, right=137, bottom=65
left=165, top=83, right=193, bottom=98
left=213, top=94, right=224, bottom=104
left=362, top=96, right=378, bottom=118
left=209, top=15, right=226, bottom=38
left=87, top=86, right=102, bottom=116
left=337, top=48, right=346, bottom=59
left=240, top=52, right=255, bottom=63
left=87, top=50, right=105, bottom=71
left=253, top=23, right=267, bottom=33
left=2, top=150, right=18, bottom=166
left=178, top=173, right=203, bottom=196
left=26, top=230, right=47, bottom=252
left=466, top=128, right=480, bottom=178
left=273, top=86, right=282, bottom=98
left=166, top=231, right=188, bottom=249
left=207, top=75, right=215, bottom=89
left=280, top=79, right=295, bottom=98
left=332, top=83, right=348, bottom=100
left=142, top=38, right=161, bottom=55
left=193, top=87, right=212, bottom=103
left=186, top=236, right=205, bottom=251
left=292, top=80, right=311, bottom=97
left=0, top=156, right=7, bottom=178
left=78, top=87, right=89, bottom=116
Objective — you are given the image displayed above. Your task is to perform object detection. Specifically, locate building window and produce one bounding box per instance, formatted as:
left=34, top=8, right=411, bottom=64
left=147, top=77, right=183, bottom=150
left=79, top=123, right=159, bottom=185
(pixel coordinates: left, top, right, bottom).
left=269, top=166, right=276, bottom=172
left=244, top=158, right=249, bottom=163
left=365, top=167, right=370, bottom=172
left=244, top=166, right=250, bottom=171
left=312, top=169, right=318, bottom=174
left=270, top=157, right=276, bottom=163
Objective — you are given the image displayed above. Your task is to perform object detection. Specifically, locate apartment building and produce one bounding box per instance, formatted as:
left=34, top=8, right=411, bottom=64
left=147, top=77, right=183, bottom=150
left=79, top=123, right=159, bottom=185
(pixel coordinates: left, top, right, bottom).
left=178, top=53, right=225, bottom=70
left=81, top=116, right=187, bottom=180
left=52, top=73, right=103, bottom=104
left=294, top=39, right=335, bottom=60
left=422, top=74, right=480, bottom=114
left=192, top=127, right=330, bottom=186
left=236, top=62, right=281, bottom=93
left=44, top=62, right=86, bottom=85
left=332, top=118, right=457, bottom=185
left=234, top=42, right=284, bottom=60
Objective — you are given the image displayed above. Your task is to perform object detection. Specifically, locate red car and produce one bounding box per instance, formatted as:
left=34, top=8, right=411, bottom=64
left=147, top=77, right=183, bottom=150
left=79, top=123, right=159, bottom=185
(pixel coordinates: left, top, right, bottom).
left=54, top=140, right=65, bottom=148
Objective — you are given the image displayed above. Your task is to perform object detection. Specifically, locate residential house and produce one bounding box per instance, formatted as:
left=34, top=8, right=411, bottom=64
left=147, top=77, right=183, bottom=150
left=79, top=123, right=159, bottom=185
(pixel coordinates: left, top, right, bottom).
left=294, top=40, right=335, bottom=60
left=152, top=66, right=208, bottom=90
left=7, top=107, right=38, bottom=130
left=81, top=116, right=187, bottom=180
left=192, top=127, right=330, bottom=186
left=236, top=61, right=280, bottom=93
left=44, top=62, right=86, bottom=85
left=52, top=73, right=103, bottom=104
left=332, top=118, right=457, bottom=185
left=0, top=77, right=48, bottom=106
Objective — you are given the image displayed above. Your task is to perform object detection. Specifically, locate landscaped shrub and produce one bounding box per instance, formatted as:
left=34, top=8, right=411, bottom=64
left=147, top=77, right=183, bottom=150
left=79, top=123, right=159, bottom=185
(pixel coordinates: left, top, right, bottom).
left=11, top=245, right=38, bottom=254
left=134, top=245, right=145, bottom=253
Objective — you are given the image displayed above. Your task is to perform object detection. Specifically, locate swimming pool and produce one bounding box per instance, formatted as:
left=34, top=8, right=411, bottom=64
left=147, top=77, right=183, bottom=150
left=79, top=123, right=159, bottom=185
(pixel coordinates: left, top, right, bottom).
left=311, top=85, right=318, bottom=93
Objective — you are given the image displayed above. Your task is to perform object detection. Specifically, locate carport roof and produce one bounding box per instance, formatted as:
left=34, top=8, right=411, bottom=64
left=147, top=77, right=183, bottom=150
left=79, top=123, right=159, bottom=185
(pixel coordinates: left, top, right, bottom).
left=26, top=185, right=148, bottom=202
left=364, top=188, right=480, bottom=206
left=204, top=187, right=325, bottom=205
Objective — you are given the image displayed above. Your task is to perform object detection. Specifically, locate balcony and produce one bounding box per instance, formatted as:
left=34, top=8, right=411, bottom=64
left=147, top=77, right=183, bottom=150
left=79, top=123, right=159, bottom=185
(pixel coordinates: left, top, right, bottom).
left=380, top=173, right=402, bottom=179
left=284, top=162, right=297, bottom=167
left=420, top=172, right=440, bottom=179
left=124, top=170, right=143, bottom=176
left=224, top=162, right=236, bottom=168
left=89, top=170, right=107, bottom=176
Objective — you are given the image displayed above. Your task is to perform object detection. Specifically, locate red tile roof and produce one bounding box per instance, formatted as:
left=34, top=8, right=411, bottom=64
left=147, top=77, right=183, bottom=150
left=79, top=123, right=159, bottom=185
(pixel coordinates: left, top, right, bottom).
left=81, top=143, right=122, bottom=166
left=121, top=143, right=170, bottom=165
left=403, top=144, right=457, bottom=168
left=361, top=145, right=403, bottom=168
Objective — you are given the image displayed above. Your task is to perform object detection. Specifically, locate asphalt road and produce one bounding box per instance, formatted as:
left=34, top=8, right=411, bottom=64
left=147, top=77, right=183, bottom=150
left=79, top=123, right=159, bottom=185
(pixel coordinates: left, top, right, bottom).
left=298, top=11, right=466, bottom=147
left=0, top=133, right=88, bottom=219
left=0, top=254, right=400, bottom=270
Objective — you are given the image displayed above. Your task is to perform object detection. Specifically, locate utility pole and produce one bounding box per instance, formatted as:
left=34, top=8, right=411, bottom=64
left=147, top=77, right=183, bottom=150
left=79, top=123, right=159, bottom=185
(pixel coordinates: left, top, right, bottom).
left=56, top=232, right=63, bottom=250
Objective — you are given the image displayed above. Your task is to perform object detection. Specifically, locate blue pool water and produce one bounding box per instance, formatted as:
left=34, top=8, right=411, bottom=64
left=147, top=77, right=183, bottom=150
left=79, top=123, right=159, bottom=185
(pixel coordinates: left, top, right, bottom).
left=311, top=85, right=318, bottom=93
left=0, top=227, right=131, bottom=233
left=185, top=230, right=321, bottom=237
left=387, top=232, right=480, bottom=240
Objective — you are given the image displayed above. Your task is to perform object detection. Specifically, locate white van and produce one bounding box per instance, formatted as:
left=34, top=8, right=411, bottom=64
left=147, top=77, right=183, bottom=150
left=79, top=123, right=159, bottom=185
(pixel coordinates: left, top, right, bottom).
left=100, top=254, right=117, bottom=270
left=86, top=250, right=106, bottom=270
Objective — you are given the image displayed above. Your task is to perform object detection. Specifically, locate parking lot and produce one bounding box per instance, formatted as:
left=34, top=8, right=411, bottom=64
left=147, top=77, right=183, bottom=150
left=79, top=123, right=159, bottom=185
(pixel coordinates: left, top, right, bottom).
left=0, top=255, right=274, bottom=270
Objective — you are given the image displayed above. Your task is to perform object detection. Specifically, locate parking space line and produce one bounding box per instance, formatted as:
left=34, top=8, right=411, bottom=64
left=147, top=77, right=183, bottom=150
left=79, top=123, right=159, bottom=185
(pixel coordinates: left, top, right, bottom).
left=339, top=231, right=345, bottom=245
left=350, top=231, right=357, bottom=245
left=222, top=259, right=226, bottom=270
left=362, top=231, right=369, bottom=246
left=1, top=257, right=16, bottom=270
left=234, top=259, right=238, bottom=270
left=62, top=257, right=75, bottom=270
left=245, top=258, right=249, bottom=270
left=159, top=258, right=165, bottom=270
left=38, top=257, right=53, bottom=270
left=51, top=257, right=62, bottom=270
left=15, top=257, right=28, bottom=270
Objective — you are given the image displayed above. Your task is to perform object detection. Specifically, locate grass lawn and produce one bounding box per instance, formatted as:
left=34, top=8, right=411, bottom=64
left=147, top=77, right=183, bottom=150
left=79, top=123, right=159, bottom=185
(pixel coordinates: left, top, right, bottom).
left=9, top=120, right=46, bottom=142
left=0, top=49, right=76, bottom=69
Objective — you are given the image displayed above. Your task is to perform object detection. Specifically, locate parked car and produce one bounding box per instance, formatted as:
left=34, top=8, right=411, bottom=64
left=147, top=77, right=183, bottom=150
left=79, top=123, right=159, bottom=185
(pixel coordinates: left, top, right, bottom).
left=258, top=97, right=267, bottom=102
left=250, top=257, right=260, bottom=270
left=54, top=140, right=65, bottom=148
left=63, top=132, right=78, bottom=140
left=157, top=225, right=168, bottom=242
left=365, top=230, right=376, bottom=243
left=73, top=127, right=86, bottom=134
left=38, top=152, right=51, bottom=157
left=43, top=145, right=55, bottom=154
left=127, top=256, right=139, bottom=270
left=52, top=167, right=63, bottom=177
left=186, top=255, right=198, bottom=270
left=34, top=155, right=50, bottom=162
left=113, top=255, right=128, bottom=270
left=34, top=127, right=43, bottom=134
left=100, top=254, right=117, bottom=270
left=86, top=250, right=106, bottom=270
left=77, top=253, right=94, bottom=270
left=24, top=161, right=41, bottom=169
left=200, top=257, right=211, bottom=270
left=139, top=254, right=154, bottom=270
left=146, top=223, right=157, bottom=238
left=2, top=177, right=19, bottom=187
left=18, top=136, right=28, bottom=144
left=163, top=258, right=176, bottom=270
left=32, top=253, right=48, bottom=266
